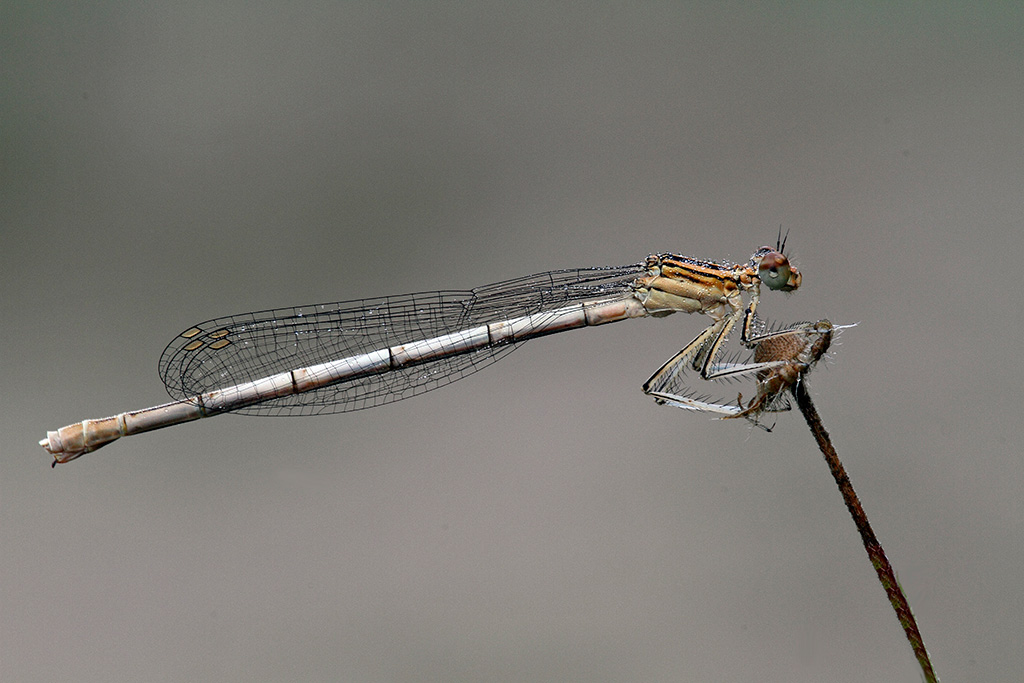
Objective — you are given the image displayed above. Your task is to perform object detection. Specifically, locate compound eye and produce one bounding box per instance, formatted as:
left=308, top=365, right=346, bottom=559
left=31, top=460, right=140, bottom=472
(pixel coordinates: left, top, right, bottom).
left=759, top=251, right=793, bottom=291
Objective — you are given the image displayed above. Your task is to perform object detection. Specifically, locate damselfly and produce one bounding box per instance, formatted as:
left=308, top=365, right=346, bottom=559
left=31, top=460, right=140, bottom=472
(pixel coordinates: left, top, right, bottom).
left=41, top=239, right=800, bottom=465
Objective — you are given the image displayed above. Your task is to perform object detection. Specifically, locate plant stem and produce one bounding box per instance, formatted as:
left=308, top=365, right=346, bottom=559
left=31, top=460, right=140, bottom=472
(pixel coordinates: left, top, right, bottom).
left=792, top=380, right=939, bottom=683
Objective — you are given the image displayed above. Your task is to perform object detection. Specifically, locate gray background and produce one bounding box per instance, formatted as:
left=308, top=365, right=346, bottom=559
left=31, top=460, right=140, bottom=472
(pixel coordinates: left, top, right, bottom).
left=3, top=4, right=1022, bottom=682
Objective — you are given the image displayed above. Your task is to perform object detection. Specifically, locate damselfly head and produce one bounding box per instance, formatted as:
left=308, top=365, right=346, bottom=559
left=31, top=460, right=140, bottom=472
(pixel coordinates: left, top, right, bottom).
left=752, top=226, right=801, bottom=292
left=754, top=248, right=802, bottom=292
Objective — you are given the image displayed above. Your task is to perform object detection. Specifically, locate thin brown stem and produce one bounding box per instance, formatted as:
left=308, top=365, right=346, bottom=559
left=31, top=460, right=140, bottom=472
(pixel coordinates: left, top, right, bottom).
left=792, top=380, right=939, bottom=683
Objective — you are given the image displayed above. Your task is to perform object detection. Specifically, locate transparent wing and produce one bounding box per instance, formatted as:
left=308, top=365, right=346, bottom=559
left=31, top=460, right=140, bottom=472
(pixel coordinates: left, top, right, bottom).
left=158, top=264, right=646, bottom=416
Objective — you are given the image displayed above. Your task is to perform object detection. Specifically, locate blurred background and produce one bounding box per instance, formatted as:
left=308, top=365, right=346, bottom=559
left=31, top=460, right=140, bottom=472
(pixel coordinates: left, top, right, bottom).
left=3, top=4, right=1022, bottom=681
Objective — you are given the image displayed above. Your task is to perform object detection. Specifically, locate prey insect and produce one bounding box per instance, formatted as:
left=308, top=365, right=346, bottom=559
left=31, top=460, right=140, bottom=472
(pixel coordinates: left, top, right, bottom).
left=643, top=319, right=844, bottom=427
left=41, top=234, right=800, bottom=464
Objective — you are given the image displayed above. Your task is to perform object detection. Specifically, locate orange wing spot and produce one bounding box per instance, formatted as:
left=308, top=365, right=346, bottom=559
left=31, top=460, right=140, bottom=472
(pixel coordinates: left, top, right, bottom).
left=209, top=329, right=230, bottom=339
left=183, top=339, right=204, bottom=351
left=209, top=339, right=230, bottom=350
left=180, top=327, right=203, bottom=338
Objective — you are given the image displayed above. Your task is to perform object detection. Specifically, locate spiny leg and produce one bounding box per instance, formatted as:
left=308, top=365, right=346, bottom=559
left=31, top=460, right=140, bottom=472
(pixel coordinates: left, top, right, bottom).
left=643, top=356, right=787, bottom=416
left=642, top=318, right=727, bottom=395
left=676, top=286, right=760, bottom=382
left=696, top=281, right=769, bottom=378
left=642, top=315, right=785, bottom=402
